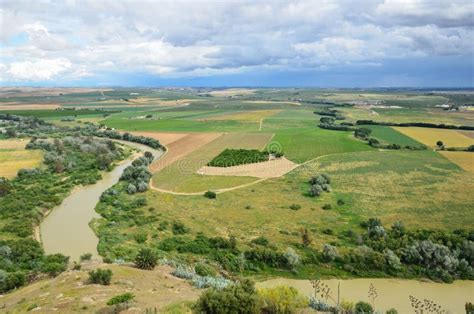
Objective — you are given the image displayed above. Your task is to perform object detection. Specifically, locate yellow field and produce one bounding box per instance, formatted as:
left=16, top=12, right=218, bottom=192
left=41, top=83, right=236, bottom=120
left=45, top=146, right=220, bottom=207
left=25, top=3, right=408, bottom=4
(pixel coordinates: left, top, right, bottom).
left=206, top=109, right=281, bottom=122
left=0, top=149, right=43, bottom=178
left=394, top=127, right=474, bottom=148
left=439, top=151, right=474, bottom=172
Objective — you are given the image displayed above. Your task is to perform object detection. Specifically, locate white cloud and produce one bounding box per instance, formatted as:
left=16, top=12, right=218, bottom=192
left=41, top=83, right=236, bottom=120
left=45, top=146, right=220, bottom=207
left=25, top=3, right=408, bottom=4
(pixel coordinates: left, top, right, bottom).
left=8, top=58, right=72, bottom=81
left=0, top=0, right=472, bottom=82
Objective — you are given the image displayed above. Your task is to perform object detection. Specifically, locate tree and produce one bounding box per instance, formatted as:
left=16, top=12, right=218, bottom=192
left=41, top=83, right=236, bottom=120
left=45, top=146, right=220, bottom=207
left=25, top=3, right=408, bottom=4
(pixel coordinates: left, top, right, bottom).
left=355, top=128, right=372, bottom=139
left=309, top=184, right=323, bottom=197
left=436, top=141, right=444, bottom=149
left=204, top=191, right=217, bottom=199
left=134, top=248, right=158, bottom=270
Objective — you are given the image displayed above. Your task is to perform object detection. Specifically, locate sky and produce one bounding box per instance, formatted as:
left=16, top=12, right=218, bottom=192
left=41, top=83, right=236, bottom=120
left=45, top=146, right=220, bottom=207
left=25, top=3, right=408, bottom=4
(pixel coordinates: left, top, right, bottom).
left=0, top=0, right=473, bottom=87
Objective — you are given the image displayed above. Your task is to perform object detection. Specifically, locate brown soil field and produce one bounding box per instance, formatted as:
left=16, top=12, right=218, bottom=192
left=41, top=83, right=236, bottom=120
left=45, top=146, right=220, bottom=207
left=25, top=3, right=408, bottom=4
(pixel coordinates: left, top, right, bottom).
left=0, top=263, right=199, bottom=313
left=458, top=130, right=474, bottom=139
left=0, top=102, right=61, bottom=110
left=242, top=100, right=301, bottom=106
left=439, top=151, right=474, bottom=172
left=208, top=88, right=256, bottom=97
left=130, top=131, right=189, bottom=146
left=148, top=132, right=223, bottom=173
left=197, top=157, right=298, bottom=178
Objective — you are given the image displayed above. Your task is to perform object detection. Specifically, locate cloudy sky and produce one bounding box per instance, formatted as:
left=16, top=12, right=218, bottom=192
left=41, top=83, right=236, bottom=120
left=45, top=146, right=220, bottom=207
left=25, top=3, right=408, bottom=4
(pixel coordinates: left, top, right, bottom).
left=0, top=0, right=473, bottom=87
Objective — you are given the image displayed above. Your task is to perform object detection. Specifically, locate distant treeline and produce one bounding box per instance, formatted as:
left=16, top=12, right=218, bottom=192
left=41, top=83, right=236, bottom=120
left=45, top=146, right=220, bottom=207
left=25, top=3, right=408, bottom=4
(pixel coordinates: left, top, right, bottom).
left=356, top=120, right=474, bottom=131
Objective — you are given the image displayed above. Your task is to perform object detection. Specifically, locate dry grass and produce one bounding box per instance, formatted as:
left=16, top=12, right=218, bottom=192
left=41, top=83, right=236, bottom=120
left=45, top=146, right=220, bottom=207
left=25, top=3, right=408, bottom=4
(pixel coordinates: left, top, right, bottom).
left=197, top=157, right=298, bottom=178
left=439, top=151, right=474, bottom=172
left=208, top=88, right=256, bottom=97
left=0, top=263, right=198, bottom=313
left=205, top=110, right=282, bottom=122
left=0, top=139, right=28, bottom=149
left=394, top=127, right=474, bottom=148
left=0, top=150, right=43, bottom=178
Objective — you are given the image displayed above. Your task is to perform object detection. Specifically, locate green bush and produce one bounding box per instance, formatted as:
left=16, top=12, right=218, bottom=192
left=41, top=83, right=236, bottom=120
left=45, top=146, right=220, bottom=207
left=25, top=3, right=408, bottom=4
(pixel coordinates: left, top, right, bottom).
left=41, top=254, right=69, bottom=277
left=107, top=292, right=135, bottom=305
left=88, top=269, right=113, bottom=285
left=355, top=301, right=373, bottom=313
left=172, top=221, right=189, bottom=235
left=257, top=285, right=308, bottom=313
left=195, top=263, right=217, bottom=277
left=251, top=236, right=269, bottom=246
left=80, top=253, right=92, bottom=261
left=135, top=248, right=158, bottom=270
left=194, top=279, right=259, bottom=313
left=204, top=191, right=217, bottom=199
left=289, top=204, right=301, bottom=211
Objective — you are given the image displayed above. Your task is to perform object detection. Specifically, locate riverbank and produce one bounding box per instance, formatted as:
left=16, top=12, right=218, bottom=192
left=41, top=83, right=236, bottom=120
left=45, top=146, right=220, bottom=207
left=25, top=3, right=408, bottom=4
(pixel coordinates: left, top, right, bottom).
left=39, top=141, right=163, bottom=261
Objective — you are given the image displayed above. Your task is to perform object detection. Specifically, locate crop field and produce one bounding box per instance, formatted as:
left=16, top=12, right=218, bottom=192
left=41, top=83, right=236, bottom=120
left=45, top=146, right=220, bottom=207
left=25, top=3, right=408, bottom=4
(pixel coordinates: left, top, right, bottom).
left=152, top=132, right=273, bottom=192
left=439, top=151, right=474, bottom=172
left=0, top=139, right=43, bottom=178
left=394, top=127, right=474, bottom=148
left=364, top=125, right=423, bottom=146
left=205, top=109, right=281, bottom=122
left=267, top=127, right=372, bottom=163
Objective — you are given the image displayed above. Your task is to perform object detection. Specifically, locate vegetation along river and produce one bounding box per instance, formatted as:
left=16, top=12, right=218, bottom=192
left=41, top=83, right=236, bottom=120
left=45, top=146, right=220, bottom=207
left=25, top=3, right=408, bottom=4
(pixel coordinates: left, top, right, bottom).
left=258, top=278, right=474, bottom=314
left=40, top=141, right=163, bottom=261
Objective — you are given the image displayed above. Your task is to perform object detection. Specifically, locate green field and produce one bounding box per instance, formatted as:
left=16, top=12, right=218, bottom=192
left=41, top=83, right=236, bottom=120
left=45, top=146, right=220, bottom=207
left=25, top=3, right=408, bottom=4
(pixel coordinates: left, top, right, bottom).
left=363, top=125, right=424, bottom=146
left=267, top=127, right=372, bottom=163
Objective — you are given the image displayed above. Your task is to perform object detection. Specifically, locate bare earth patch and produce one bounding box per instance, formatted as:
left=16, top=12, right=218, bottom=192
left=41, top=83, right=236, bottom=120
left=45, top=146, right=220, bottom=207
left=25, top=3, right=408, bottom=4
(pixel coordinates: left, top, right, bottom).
left=242, top=100, right=301, bottom=106
left=130, top=131, right=189, bottom=146
left=459, top=130, right=474, bottom=139
left=148, top=132, right=223, bottom=173
left=0, top=102, right=61, bottom=110
left=197, top=157, right=298, bottom=178
left=208, top=88, right=256, bottom=97
left=439, top=151, right=474, bottom=172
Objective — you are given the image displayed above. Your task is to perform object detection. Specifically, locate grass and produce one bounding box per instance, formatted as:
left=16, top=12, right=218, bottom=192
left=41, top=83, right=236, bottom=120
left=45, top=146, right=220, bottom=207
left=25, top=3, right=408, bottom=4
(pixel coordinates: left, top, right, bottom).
left=152, top=133, right=273, bottom=192
left=394, top=127, right=474, bottom=148
left=0, top=140, right=43, bottom=178
left=266, top=127, right=372, bottom=163
left=364, top=125, right=423, bottom=146
left=143, top=149, right=473, bottom=256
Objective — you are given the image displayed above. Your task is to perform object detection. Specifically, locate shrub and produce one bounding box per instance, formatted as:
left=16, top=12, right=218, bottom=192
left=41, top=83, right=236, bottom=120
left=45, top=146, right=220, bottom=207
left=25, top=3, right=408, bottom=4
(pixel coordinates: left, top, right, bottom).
left=80, top=253, right=93, bottom=261
left=257, top=286, right=308, bottom=313
left=309, top=184, right=323, bottom=197
left=340, top=300, right=355, bottom=313
left=195, top=263, right=217, bottom=277
left=107, top=292, right=135, bottom=312
left=194, top=279, right=259, bottom=314
left=41, top=254, right=69, bottom=277
left=172, top=221, right=189, bottom=235
left=135, top=248, right=158, bottom=270
left=337, top=199, right=345, bottom=205
left=355, top=128, right=372, bottom=139
left=133, top=232, right=148, bottom=244
left=88, top=269, right=113, bottom=285
left=355, top=301, right=373, bottom=313
left=386, top=308, right=398, bottom=314
left=322, top=244, right=338, bottom=262
left=204, top=191, right=217, bottom=199
left=284, top=247, right=300, bottom=268
left=251, top=236, right=269, bottom=246
left=322, top=204, right=332, bottom=210
left=289, top=204, right=301, bottom=210
left=301, top=228, right=312, bottom=247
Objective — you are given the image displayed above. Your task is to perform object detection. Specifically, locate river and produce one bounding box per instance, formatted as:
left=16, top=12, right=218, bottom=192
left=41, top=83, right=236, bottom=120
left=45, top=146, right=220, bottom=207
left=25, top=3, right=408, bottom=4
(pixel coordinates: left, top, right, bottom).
left=40, top=141, right=163, bottom=262
left=257, top=278, right=474, bottom=314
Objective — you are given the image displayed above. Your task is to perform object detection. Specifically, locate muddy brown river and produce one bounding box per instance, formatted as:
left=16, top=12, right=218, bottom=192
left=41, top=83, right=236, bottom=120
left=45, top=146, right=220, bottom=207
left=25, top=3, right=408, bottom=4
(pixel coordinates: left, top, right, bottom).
left=258, top=278, right=474, bottom=314
left=40, top=141, right=162, bottom=261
